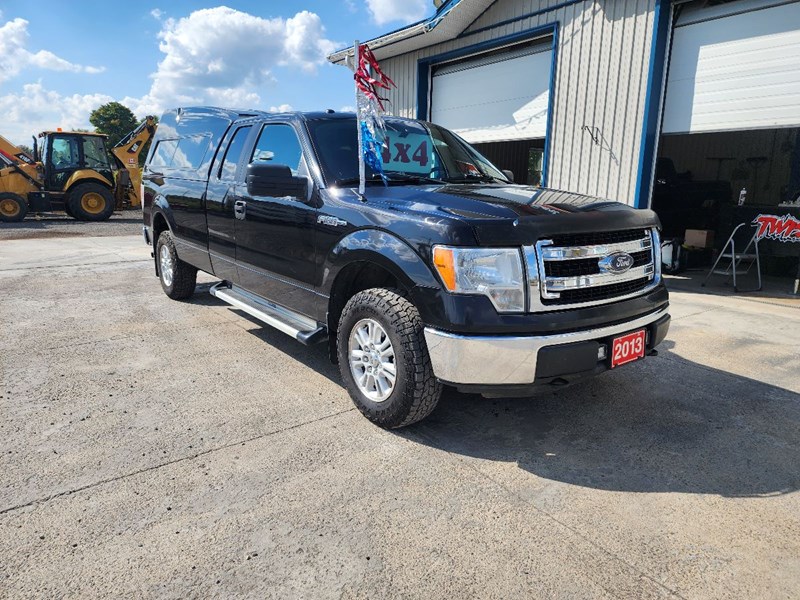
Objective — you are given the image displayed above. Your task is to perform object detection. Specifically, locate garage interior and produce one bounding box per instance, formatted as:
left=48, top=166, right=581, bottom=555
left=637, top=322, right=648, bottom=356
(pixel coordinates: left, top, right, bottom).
left=652, top=0, right=800, bottom=281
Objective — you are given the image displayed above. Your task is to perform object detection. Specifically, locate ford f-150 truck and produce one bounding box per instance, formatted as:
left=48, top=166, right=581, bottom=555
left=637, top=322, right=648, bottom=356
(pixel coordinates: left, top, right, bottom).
left=142, top=107, right=670, bottom=428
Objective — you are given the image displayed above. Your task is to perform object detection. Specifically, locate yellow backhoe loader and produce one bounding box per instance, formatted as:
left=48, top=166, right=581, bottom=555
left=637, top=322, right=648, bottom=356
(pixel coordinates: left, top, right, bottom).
left=0, top=116, right=156, bottom=223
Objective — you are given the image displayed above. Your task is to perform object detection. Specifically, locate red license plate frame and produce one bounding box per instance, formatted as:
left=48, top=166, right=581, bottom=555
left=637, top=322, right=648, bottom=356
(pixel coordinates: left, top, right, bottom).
left=610, top=329, right=647, bottom=368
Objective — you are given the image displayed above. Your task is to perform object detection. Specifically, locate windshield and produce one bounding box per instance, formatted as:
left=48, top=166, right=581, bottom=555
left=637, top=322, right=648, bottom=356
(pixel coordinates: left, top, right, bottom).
left=306, top=117, right=510, bottom=186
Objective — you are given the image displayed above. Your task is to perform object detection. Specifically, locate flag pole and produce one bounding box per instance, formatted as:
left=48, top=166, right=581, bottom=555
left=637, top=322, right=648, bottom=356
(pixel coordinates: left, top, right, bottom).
left=354, top=40, right=366, bottom=196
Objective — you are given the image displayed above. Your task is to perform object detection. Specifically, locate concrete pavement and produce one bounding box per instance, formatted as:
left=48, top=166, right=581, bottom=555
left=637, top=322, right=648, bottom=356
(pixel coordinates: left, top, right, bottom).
left=1, top=233, right=798, bottom=598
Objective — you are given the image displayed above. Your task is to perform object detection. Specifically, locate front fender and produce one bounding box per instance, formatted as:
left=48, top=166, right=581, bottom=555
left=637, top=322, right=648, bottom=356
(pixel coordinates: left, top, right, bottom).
left=321, top=228, right=441, bottom=293
left=64, top=170, right=114, bottom=191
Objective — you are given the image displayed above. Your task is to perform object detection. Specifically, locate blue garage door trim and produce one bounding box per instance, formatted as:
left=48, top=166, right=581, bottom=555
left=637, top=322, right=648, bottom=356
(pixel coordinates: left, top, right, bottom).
left=417, top=22, right=560, bottom=187
left=634, top=0, right=673, bottom=208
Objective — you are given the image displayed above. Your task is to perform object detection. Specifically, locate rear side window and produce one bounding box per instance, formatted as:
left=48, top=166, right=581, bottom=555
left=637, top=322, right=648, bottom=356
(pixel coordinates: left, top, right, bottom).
left=218, top=126, right=252, bottom=180
left=150, top=139, right=178, bottom=168
left=172, top=134, right=211, bottom=170
left=250, top=124, right=303, bottom=174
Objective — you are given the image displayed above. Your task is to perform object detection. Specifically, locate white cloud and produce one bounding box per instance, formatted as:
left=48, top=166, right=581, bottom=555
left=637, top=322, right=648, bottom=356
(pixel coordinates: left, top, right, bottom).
left=0, top=82, right=112, bottom=144
left=0, top=18, right=104, bottom=82
left=127, top=7, right=338, bottom=117
left=365, top=0, right=429, bottom=25
left=150, top=8, right=163, bottom=20
left=268, top=104, right=293, bottom=113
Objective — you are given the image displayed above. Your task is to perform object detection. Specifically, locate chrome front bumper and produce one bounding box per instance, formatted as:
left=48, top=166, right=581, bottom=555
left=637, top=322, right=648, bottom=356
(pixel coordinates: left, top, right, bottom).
left=422, top=306, right=670, bottom=385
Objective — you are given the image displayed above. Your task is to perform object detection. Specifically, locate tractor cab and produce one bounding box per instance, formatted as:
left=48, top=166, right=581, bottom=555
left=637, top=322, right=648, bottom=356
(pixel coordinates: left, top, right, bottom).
left=39, top=131, right=114, bottom=192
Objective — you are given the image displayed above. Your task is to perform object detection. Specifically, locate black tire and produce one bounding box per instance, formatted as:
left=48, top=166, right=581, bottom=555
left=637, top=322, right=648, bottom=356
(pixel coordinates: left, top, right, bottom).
left=67, top=182, right=115, bottom=221
left=337, top=288, right=442, bottom=428
left=64, top=202, right=74, bottom=218
left=0, top=192, right=28, bottom=223
left=155, top=231, right=197, bottom=300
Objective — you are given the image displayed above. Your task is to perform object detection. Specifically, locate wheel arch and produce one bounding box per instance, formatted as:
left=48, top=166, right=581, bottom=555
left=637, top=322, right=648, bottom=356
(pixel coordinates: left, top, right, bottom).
left=324, top=229, right=440, bottom=363
left=150, top=201, right=178, bottom=276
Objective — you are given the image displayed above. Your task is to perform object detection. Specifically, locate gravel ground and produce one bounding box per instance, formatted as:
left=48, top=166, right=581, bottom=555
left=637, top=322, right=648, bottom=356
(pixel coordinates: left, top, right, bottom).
left=0, top=211, right=142, bottom=240
left=1, top=234, right=799, bottom=598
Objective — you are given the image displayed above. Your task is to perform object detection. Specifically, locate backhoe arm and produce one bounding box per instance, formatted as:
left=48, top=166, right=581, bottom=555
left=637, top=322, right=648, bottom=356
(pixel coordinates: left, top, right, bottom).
left=0, top=133, right=35, bottom=167
left=110, top=116, right=156, bottom=208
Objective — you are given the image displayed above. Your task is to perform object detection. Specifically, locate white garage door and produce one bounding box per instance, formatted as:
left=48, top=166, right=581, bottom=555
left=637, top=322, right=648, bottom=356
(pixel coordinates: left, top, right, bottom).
left=430, top=41, right=553, bottom=143
left=662, top=0, right=800, bottom=134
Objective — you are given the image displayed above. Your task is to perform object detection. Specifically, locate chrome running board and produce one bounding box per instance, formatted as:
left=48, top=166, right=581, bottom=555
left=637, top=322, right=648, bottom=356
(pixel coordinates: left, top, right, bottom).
left=209, top=282, right=327, bottom=345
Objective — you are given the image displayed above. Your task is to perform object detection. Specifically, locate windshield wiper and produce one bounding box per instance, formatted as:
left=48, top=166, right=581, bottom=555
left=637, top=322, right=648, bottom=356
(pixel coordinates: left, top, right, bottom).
left=444, top=174, right=508, bottom=184
left=333, top=172, right=446, bottom=187
left=332, top=174, right=384, bottom=187
left=383, top=171, right=446, bottom=184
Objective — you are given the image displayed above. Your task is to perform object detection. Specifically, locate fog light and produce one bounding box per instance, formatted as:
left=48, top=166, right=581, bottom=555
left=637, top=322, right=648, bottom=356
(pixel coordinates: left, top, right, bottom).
left=597, top=345, right=607, bottom=361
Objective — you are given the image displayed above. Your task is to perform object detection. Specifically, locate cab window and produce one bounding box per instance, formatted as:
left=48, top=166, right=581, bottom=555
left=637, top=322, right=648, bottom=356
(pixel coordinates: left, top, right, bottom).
left=82, top=136, right=109, bottom=169
left=150, top=139, right=178, bottom=168
left=250, top=124, right=303, bottom=174
left=218, top=126, right=252, bottom=180
left=51, top=137, right=80, bottom=170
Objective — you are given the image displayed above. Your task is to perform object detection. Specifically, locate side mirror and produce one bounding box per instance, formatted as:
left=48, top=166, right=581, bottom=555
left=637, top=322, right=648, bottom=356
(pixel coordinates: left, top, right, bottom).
left=502, top=169, right=514, bottom=182
left=246, top=162, right=308, bottom=199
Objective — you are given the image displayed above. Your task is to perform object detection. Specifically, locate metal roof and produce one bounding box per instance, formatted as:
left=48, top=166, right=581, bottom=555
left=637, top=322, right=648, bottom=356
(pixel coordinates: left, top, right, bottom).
left=327, top=0, right=496, bottom=65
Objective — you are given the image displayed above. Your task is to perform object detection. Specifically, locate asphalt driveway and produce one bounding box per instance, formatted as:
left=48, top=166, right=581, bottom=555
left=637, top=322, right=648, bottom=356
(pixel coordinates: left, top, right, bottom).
left=1, top=227, right=798, bottom=598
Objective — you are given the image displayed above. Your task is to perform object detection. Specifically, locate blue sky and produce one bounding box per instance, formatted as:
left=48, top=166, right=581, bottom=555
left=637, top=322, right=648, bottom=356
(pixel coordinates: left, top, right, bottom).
left=0, top=0, right=434, bottom=143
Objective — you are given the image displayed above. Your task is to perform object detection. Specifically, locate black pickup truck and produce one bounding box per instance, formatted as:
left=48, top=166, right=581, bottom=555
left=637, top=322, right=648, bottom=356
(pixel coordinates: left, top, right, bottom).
left=142, top=107, right=670, bottom=428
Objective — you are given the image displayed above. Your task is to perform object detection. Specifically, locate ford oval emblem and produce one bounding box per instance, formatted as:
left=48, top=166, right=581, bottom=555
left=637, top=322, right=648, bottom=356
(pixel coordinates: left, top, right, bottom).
left=599, top=251, right=634, bottom=274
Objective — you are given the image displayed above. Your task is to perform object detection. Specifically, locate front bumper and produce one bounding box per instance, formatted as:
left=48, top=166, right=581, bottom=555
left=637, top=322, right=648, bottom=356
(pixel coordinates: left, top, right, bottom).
left=423, top=306, right=670, bottom=387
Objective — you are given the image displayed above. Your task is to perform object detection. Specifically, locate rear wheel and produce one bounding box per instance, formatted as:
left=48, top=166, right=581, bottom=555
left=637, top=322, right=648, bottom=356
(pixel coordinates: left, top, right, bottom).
left=337, top=288, right=441, bottom=428
left=156, top=231, right=197, bottom=300
left=0, top=193, right=28, bottom=223
left=67, top=182, right=115, bottom=221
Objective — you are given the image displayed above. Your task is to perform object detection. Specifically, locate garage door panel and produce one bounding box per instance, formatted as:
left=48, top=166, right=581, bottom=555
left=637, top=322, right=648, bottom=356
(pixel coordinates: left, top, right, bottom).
left=663, top=1, right=800, bottom=133
left=431, top=45, right=552, bottom=143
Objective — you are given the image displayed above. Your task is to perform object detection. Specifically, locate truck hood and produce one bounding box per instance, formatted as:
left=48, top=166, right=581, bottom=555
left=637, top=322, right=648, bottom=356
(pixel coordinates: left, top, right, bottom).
left=360, top=184, right=659, bottom=245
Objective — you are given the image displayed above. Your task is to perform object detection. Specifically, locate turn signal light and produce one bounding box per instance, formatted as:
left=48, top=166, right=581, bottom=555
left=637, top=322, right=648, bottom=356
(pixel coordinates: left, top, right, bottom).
left=432, top=246, right=456, bottom=291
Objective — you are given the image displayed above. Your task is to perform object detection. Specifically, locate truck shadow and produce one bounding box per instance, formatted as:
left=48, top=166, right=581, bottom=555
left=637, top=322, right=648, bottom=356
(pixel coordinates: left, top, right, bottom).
left=400, top=342, right=800, bottom=497
left=191, top=294, right=800, bottom=497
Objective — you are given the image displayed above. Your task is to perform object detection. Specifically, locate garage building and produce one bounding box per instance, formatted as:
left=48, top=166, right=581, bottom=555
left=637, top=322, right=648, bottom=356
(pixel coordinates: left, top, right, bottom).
left=329, top=0, right=800, bottom=273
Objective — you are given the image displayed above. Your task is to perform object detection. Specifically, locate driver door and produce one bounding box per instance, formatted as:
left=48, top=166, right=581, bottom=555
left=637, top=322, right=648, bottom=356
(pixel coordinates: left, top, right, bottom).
left=233, top=122, right=318, bottom=315
left=46, top=136, right=81, bottom=190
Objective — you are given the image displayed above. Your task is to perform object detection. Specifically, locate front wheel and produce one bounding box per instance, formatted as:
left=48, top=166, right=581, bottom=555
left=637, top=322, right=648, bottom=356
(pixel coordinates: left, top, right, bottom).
left=337, top=288, right=441, bottom=428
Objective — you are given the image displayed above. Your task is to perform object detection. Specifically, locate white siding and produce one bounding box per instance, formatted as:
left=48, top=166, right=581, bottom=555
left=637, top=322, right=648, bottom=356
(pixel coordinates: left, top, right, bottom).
left=376, top=0, right=658, bottom=205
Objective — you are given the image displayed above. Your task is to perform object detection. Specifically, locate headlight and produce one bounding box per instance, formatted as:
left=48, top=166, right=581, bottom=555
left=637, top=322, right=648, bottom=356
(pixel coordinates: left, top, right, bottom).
left=432, top=246, right=525, bottom=313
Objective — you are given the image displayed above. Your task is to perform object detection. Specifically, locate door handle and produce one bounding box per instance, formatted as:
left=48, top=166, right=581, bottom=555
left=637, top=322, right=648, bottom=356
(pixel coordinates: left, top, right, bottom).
left=143, top=172, right=164, bottom=184
left=234, top=200, right=247, bottom=220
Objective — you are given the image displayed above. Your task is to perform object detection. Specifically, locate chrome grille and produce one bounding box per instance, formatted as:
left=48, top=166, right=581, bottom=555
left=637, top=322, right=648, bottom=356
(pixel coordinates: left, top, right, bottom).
left=524, top=228, right=661, bottom=311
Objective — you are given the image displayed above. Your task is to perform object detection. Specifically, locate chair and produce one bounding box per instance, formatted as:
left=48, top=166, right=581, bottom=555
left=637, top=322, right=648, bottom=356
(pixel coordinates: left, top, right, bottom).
left=702, top=222, right=762, bottom=292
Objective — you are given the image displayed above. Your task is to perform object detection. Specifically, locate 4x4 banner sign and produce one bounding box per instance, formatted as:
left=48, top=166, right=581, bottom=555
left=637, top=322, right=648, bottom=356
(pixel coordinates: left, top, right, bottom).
left=752, top=214, right=800, bottom=243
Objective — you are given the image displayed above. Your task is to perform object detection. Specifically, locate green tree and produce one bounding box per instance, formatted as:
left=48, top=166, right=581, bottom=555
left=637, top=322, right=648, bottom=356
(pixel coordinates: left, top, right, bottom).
left=17, top=144, right=34, bottom=157
left=89, top=102, right=138, bottom=149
